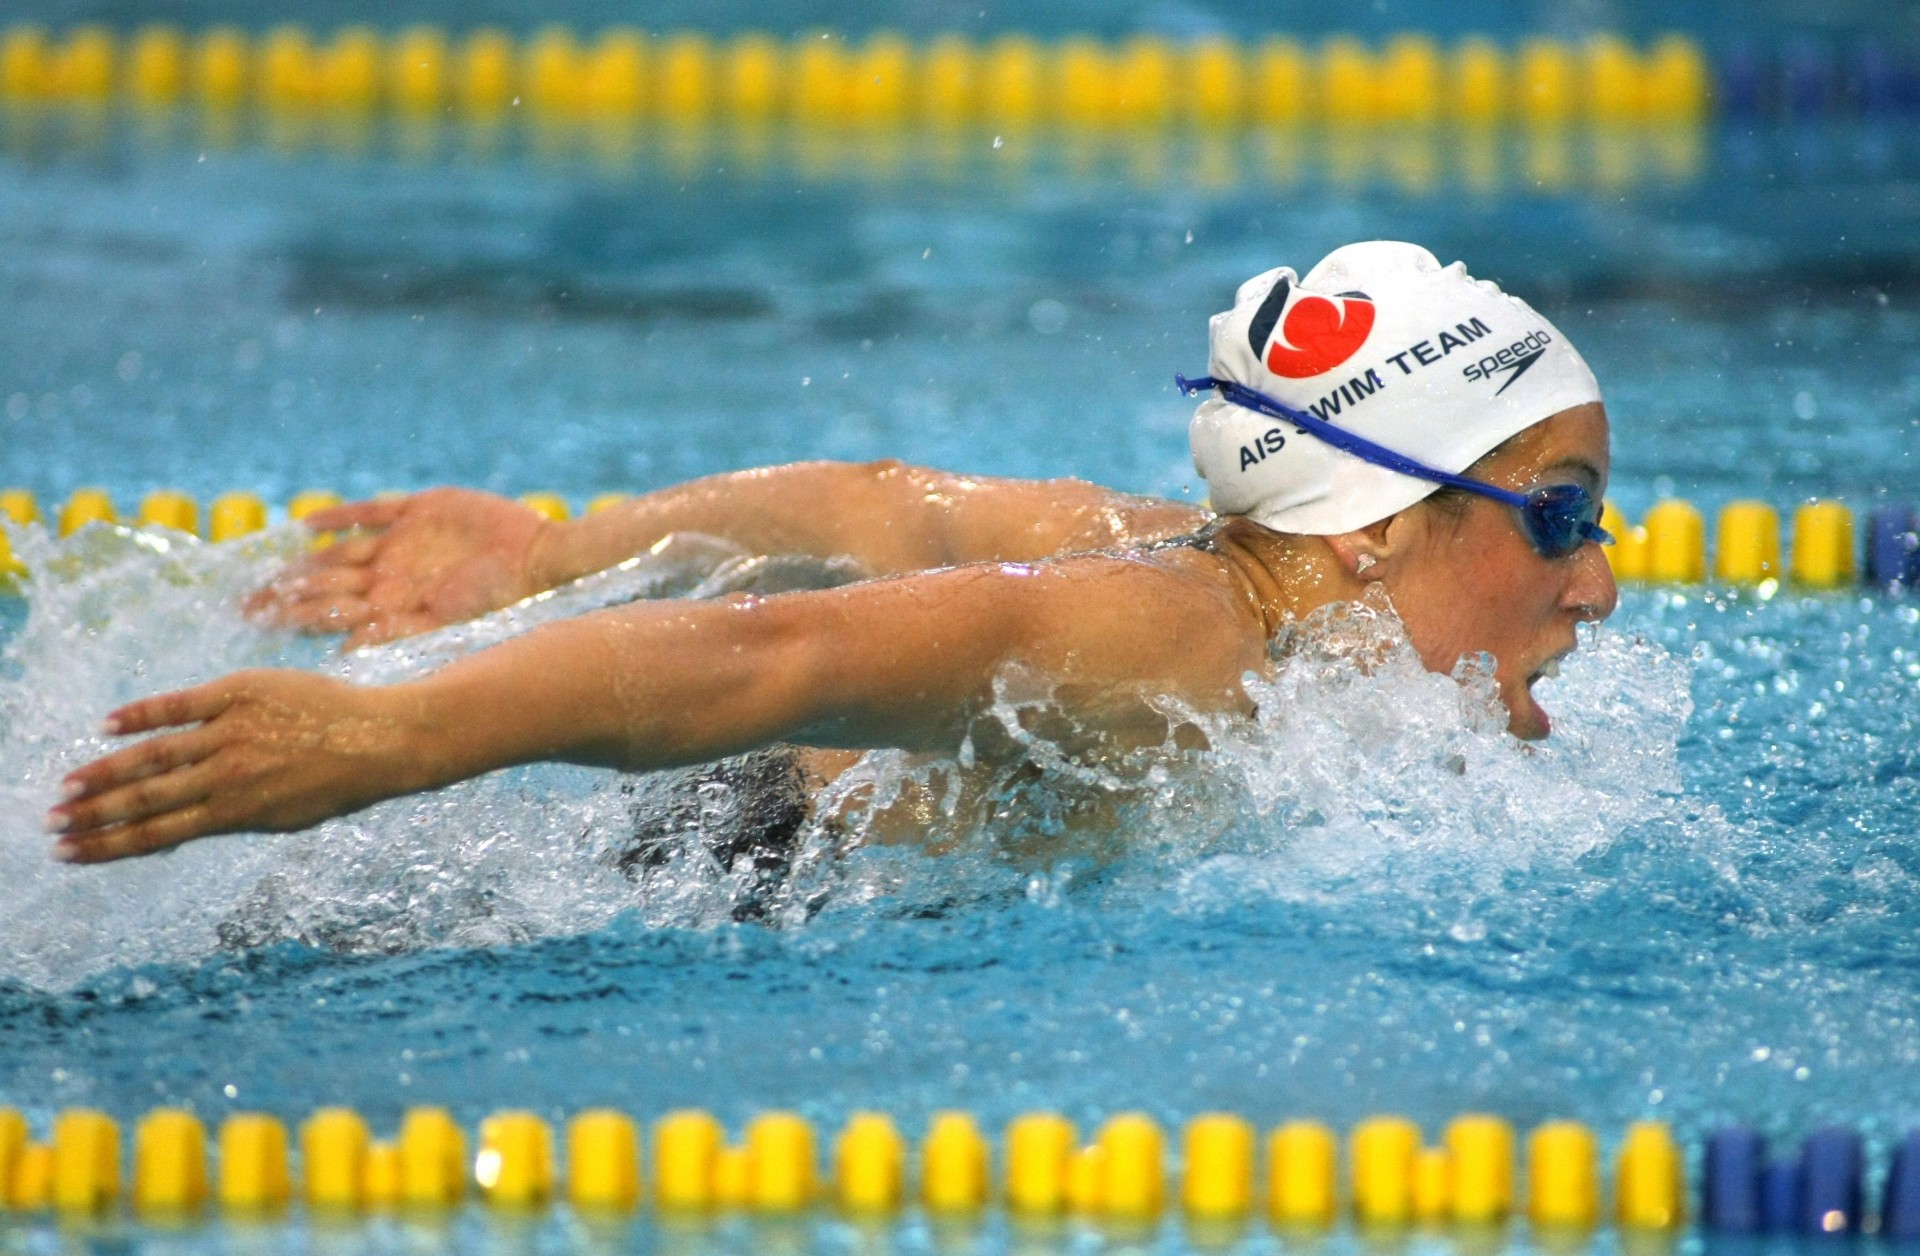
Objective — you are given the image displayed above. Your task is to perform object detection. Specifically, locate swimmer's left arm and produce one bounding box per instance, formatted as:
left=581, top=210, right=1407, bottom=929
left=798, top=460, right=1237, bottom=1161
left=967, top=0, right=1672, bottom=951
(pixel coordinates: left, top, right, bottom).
left=48, top=556, right=1259, bottom=862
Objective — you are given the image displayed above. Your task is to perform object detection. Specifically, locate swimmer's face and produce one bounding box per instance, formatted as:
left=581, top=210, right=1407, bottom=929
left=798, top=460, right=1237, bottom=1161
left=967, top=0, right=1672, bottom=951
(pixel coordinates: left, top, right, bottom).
left=1362, top=403, right=1618, bottom=739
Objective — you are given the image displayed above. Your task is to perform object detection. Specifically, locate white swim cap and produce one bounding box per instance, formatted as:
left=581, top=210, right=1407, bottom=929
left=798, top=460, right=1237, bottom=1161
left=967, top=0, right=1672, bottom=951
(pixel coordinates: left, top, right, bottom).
left=1189, top=240, right=1603, bottom=534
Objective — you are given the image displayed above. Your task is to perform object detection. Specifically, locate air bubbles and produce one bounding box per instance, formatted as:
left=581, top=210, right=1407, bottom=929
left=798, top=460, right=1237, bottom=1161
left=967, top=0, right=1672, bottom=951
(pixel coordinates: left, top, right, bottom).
left=1027, top=299, right=1069, bottom=335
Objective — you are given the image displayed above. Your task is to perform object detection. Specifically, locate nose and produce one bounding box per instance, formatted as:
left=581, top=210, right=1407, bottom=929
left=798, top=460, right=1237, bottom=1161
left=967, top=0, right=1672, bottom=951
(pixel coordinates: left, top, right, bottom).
left=1565, top=541, right=1619, bottom=622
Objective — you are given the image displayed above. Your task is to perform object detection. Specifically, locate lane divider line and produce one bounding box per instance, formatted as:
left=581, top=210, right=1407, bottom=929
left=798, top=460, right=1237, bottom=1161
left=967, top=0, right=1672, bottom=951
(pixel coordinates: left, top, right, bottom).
left=0, top=488, right=1900, bottom=590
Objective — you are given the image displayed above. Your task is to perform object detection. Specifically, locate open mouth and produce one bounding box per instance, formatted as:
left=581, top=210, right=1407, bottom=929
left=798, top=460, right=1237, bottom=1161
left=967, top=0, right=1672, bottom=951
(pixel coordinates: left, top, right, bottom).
left=1515, top=657, right=1566, bottom=739
left=1526, top=648, right=1575, bottom=688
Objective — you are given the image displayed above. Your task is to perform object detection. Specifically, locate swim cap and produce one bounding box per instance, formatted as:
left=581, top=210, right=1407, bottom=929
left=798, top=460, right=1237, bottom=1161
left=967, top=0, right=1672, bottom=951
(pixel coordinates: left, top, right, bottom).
left=1190, top=240, right=1602, bottom=535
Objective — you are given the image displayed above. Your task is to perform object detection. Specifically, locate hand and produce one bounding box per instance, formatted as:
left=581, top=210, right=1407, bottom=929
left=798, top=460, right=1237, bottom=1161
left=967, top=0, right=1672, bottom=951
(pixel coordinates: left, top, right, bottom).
left=247, top=488, right=554, bottom=649
left=45, top=671, right=427, bottom=864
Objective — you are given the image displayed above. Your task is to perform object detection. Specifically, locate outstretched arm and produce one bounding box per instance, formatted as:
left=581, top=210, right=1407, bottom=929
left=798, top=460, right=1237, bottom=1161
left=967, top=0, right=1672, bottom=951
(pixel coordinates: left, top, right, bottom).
left=53, top=553, right=1259, bottom=863
left=256, top=463, right=1204, bottom=647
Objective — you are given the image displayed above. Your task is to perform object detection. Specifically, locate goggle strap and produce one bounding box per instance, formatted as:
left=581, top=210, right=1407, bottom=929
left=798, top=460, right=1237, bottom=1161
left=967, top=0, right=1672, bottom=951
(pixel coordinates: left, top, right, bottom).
left=1175, top=373, right=1531, bottom=512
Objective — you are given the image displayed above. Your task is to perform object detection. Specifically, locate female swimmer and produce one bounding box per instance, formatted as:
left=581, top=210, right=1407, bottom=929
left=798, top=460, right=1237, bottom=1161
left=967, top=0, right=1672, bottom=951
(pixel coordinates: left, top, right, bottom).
left=44, top=241, right=1617, bottom=864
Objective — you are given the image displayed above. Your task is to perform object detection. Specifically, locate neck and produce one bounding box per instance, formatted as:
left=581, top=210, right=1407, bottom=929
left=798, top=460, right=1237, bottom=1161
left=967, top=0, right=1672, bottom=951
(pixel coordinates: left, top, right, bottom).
left=1208, top=516, right=1366, bottom=637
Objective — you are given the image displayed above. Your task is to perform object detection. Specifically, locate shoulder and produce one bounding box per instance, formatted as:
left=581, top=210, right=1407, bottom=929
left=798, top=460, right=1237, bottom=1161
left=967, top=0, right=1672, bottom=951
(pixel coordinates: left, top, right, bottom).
left=740, top=548, right=1267, bottom=728
left=958, top=548, right=1269, bottom=700
left=1032, top=480, right=1213, bottom=549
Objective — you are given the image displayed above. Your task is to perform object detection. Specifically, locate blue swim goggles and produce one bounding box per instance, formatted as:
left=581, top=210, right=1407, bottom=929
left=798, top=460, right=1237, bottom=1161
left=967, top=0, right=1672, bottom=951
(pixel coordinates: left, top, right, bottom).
left=1176, top=373, right=1612, bottom=561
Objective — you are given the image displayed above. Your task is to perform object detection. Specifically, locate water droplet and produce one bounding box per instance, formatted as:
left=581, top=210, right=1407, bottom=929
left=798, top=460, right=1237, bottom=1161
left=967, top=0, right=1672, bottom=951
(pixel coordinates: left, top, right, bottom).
left=1027, top=299, right=1069, bottom=335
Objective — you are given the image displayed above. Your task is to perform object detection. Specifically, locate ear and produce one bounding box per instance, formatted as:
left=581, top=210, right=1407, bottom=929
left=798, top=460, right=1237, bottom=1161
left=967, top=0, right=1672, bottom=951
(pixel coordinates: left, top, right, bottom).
left=1323, top=517, right=1397, bottom=580
left=1324, top=509, right=1429, bottom=580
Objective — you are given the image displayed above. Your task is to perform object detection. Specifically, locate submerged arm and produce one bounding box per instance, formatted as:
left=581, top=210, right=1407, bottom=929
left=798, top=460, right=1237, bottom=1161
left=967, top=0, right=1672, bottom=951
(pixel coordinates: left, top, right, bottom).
left=54, top=554, right=1260, bottom=863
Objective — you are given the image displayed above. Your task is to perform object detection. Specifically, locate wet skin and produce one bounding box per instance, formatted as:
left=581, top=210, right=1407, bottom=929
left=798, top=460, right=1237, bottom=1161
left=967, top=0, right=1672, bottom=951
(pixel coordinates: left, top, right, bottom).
left=44, top=407, right=1614, bottom=863
left=1322, top=402, right=1618, bottom=739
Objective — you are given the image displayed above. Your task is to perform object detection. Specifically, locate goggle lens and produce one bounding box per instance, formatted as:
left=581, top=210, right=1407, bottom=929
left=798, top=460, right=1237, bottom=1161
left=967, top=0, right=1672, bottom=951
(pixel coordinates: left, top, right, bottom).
left=1520, top=483, right=1612, bottom=559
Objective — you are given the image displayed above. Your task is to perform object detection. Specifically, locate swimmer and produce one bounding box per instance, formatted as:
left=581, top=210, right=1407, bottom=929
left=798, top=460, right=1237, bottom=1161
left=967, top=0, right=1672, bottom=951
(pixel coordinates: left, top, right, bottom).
left=45, top=241, right=1617, bottom=864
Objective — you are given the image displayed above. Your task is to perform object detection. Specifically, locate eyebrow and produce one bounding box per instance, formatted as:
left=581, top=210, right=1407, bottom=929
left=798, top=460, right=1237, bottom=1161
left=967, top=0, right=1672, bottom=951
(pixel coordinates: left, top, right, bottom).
left=1543, top=456, right=1605, bottom=492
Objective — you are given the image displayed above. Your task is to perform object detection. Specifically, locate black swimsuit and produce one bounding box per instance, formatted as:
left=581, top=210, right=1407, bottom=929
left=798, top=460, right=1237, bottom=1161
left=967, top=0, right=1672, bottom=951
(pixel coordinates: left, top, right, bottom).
left=614, top=746, right=821, bottom=918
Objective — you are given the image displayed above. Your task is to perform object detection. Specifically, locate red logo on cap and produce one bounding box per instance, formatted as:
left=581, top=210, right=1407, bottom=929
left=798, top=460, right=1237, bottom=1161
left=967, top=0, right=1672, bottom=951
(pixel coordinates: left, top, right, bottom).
left=1248, top=278, right=1376, bottom=379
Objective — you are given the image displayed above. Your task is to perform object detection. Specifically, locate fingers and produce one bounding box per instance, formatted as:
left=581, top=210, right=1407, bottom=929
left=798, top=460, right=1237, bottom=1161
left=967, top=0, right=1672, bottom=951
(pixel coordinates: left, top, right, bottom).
left=257, top=534, right=384, bottom=597
left=48, top=670, right=354, bottom=864
left=52, top=804, right=218, bottom=864
left=56, top=724, right=224, bottom=804
left=102, top=683, right=234, bottom=736
left=275, top=600, right=379, bottom=637
left=46, top=724, right=229, bottom=863
left=301, top=498, right=406, bottom=533
left=246, top=533, right=385, bottom=630
left=249, top=573, right=437, bottom=641
left=342, top=611, right=440, bottom=650
left=249, top=566, right=377, bottom=630
left=299, top=532, right=384, bottom=570
left=270, top=567, right=375, bottom=602
left=48, top=751, right=218, bottom=837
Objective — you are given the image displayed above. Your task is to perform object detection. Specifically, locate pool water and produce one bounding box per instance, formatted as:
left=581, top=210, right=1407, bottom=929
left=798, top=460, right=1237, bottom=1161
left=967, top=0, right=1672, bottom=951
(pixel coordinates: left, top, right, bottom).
left=1, top=104, right=1920, bottom=1250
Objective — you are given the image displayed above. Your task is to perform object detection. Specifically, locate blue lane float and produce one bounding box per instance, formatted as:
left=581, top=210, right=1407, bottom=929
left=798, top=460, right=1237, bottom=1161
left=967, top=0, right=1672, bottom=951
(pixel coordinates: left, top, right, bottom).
left=1718, top=1127, right=1871, bottom=1237
left=1703, top=1126, right=1764, bottom=1234
left=1717, top=40, right=1920, bottom=120
left=1761, top=1154, right=1801, bottom=1234
left=1801, top=1126, right=1865, bottom=1235
left=1866, top=504, right=1920, bottom=588
left=1884, top=1131, right=1920, bottom=1240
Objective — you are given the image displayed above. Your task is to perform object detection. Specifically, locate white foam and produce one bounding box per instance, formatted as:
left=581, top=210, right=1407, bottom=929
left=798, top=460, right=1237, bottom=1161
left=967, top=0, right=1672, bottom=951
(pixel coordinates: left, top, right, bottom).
left=1163, top=596, right=1695, bottom=914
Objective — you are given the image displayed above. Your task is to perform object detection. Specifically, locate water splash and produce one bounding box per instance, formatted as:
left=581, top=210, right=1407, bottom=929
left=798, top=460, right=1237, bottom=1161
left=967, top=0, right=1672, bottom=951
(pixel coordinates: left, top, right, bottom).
left=0, top=522, right=1694, bottom=990
left=0, top=523, right=865, bottom=989
left=1175, top=594, right=1694, bottom=896
left=804, top=591, right=1697, bottom=932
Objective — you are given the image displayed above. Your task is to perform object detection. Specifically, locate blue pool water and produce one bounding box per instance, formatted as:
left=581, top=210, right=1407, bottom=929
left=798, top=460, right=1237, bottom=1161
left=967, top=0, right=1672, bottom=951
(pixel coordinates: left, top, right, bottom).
left=1, top=101, right=1920, bottom=1250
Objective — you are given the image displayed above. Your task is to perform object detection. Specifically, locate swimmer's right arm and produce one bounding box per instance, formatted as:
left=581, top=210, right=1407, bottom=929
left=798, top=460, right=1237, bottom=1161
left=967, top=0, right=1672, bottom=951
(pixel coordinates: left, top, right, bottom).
left=53, top=555, right=1259, bottom=863
left=260, top=463, right=1203, bottom=647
